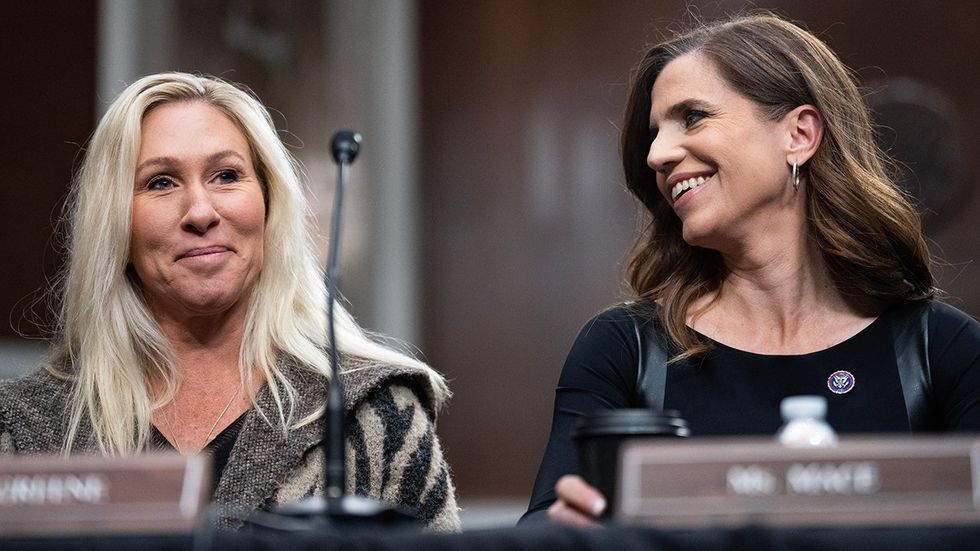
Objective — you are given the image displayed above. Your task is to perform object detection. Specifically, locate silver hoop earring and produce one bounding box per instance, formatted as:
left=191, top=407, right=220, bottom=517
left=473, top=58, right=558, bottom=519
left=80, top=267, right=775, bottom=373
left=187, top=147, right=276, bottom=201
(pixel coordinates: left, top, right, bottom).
left=792, top=162, right=800, bottom=192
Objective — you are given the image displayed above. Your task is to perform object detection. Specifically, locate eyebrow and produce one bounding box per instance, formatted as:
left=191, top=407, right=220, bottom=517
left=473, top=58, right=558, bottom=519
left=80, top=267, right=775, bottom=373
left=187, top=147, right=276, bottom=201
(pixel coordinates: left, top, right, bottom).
left=135, top=150, right=249, bottom=175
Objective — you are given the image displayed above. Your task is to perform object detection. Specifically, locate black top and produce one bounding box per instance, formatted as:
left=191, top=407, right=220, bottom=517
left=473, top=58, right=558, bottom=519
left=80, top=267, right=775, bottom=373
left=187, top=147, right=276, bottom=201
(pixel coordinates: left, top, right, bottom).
left=152, top=411, right=248, bottom=496
left=522, top=300, right=980, bottom=521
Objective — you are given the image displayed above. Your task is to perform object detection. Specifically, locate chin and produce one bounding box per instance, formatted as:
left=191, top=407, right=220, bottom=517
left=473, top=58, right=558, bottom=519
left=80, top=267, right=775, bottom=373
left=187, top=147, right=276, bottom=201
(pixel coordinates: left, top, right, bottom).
left=175, top=292, right=247, bottom=317
left=680, top=226, right=723, bottom=251
left=680, top=226, right=709, bottom=247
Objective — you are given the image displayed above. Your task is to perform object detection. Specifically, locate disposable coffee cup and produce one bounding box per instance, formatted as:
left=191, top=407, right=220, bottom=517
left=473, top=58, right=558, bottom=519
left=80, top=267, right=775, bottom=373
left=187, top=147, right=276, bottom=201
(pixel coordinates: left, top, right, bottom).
left=573, top=409, right=689, bottom=516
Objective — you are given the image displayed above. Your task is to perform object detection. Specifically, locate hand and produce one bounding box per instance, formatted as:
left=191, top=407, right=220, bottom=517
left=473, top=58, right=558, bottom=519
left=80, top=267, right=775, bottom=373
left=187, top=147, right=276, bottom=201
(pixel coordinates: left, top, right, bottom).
left=547, top=475, right=607, bottom=528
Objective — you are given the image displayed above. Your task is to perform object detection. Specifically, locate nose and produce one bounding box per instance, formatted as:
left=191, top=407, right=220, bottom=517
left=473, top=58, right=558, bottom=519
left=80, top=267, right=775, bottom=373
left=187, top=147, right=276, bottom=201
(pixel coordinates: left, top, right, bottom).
left=181, top=183, right=219, bottom=234
left=646, top=128, right=684, bottom=175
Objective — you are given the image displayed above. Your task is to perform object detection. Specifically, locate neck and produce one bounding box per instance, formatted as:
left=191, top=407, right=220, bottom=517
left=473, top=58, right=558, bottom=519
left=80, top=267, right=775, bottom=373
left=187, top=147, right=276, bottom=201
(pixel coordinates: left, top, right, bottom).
left=151, top=301, right=249, bottom=383
left=149, top=302, right=255, bottom=455
left=723, top=239, right=840, bottom=320
left=690, top=227, right=881, bottom=354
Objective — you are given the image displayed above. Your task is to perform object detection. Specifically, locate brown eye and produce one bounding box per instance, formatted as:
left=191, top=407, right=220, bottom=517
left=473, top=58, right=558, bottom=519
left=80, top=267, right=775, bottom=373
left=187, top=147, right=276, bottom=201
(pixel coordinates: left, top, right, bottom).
left=683, top=110, right=708, bottom=128
left=216, top=170, right=239, bottom=183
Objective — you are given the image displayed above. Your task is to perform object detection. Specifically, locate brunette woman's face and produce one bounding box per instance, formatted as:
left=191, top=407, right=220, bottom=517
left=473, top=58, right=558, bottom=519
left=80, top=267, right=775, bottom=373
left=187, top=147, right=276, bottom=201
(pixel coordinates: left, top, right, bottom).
left=130, top=101, right=266, bottom=323
left=646, top=52, right=793, bottom=252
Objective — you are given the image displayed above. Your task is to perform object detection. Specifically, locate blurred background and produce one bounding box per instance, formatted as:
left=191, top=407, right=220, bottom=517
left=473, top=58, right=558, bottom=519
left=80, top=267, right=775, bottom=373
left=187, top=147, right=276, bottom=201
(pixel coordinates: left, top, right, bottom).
left=2, top=0, right=978, bottom=528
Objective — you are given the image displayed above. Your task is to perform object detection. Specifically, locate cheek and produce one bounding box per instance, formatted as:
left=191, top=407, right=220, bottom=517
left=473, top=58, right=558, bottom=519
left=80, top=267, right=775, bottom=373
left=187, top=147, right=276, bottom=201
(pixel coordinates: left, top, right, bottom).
left=129, top=202, right=167, bottom=263
left=226, top=193, right=268, bottom=261
left=238, top=197, right=267, bottom=239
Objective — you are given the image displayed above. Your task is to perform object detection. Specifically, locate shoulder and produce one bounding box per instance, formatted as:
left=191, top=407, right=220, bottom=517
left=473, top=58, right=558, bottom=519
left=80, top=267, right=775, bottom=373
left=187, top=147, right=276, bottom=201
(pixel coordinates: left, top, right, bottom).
left=587, top=302, right=646, bottom=330
left=891, top=299, right=980, bottom=342
left=570, top=303, right=647, bottom=349
left=925, top=300, right=980, bottom=333
left=558, top=302, right=652, bottom=387
left=355, top=377, right=436, bottom=422
left=342, top=359, right=447, bottom=417
left=276, top=354, right=448, bottom=417
left=577, top=301, right=660, bottom=349
left=922, top=300, right=980, bottom=363
left=0, top=369, right=72, bottom=453
left=0, top=369, right=70, bottom=417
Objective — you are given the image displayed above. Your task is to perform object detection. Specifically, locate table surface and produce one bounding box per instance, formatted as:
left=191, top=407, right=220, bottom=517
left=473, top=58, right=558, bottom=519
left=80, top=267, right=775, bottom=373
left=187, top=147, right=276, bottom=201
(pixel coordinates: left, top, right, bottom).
left=4, top=521, right=980, bottom=551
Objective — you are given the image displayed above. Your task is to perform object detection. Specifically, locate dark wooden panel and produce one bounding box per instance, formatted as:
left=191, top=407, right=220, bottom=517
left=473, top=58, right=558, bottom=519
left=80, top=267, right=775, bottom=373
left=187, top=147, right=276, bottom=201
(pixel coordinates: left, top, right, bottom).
left=0, top=2, right=98, bottom=339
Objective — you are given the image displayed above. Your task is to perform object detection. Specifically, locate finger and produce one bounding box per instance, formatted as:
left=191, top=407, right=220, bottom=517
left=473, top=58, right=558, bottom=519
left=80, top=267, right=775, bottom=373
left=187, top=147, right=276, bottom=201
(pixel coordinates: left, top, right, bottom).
left=547, top=499, right=602, bottom=529
left=554, top=475, right=607, bottom=518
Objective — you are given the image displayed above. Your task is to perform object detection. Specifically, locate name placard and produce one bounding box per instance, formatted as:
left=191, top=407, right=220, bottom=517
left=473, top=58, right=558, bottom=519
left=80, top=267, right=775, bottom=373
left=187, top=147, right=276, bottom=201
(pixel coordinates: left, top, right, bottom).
left=0, top=453, right=210, bottom=537
left=617, top=436, right=980, bottom=527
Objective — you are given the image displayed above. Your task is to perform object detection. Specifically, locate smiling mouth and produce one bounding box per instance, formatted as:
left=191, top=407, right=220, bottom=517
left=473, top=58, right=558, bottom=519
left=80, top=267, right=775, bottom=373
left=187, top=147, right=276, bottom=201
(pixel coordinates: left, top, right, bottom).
left=671, top=175, right=712, bottom=201
left=179, top=246, right=230, bottom=260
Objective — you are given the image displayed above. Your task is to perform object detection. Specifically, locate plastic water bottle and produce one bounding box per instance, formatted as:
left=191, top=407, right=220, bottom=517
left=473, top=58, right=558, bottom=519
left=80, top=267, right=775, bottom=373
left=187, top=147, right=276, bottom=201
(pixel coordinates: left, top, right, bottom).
left=777, top=395, right=838, bottom=448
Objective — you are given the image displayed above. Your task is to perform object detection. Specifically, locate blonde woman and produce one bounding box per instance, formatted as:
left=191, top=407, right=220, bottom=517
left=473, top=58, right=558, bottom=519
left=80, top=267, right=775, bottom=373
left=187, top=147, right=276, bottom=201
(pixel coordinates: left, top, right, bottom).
left=0, top=73, right=459, bottom=531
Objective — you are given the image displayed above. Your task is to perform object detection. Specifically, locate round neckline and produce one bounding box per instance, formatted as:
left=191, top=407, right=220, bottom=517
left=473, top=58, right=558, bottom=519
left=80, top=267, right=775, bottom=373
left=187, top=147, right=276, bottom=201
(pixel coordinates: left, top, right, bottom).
left=696, top=305, right=893, bottom=359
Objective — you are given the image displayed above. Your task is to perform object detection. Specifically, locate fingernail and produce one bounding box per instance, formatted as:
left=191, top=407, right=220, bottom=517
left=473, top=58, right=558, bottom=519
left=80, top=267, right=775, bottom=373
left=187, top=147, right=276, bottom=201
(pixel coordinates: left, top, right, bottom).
left=592, top=498, right=607, bottom=517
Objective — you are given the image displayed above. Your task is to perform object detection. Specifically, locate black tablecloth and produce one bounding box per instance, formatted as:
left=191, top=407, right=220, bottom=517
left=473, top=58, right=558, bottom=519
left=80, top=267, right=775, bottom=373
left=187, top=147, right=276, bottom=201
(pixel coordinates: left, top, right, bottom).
left=5, top=522, right=980, bottom=551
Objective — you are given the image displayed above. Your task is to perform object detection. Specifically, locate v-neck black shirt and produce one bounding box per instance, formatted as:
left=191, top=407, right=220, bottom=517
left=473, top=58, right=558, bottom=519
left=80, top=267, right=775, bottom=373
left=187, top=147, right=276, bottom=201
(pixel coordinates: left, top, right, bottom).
left=152, top=411, right=248, bottom=495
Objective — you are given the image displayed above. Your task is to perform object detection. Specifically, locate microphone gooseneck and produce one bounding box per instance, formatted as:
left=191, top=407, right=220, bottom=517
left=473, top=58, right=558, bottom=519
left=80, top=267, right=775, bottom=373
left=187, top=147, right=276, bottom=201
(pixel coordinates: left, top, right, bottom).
left=324, top=129, right=360, bottom=503
left=258, top=130, right=417, bottom=532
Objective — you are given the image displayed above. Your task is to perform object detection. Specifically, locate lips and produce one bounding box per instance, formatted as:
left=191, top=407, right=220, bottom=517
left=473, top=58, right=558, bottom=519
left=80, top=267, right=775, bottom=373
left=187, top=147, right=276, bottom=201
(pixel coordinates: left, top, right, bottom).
left=666, top=172, right=715, bottom=203
left=177, top=246, right=231, bottom=260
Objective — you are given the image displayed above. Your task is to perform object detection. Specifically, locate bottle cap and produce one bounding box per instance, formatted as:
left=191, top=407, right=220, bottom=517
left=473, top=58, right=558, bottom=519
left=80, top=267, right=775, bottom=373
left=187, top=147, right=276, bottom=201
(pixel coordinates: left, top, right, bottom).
left=780, top=395, right=827, bottom=421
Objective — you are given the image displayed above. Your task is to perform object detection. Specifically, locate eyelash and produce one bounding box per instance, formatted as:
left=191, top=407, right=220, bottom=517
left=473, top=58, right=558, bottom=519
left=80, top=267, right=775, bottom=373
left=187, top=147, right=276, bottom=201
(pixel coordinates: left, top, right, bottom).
left=146, top=176, right=174, bottom=191
left=683, top=109, right=709, bottom=128
left=216, top=169, right=239, bottom=183
left=144, top=169, right=240, bottom=191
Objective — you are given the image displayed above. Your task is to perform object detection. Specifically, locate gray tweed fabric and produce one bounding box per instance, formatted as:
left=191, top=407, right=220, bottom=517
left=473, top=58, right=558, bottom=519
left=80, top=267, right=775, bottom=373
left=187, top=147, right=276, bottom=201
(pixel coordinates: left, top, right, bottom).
left=0, top=359, right=460, bottom=532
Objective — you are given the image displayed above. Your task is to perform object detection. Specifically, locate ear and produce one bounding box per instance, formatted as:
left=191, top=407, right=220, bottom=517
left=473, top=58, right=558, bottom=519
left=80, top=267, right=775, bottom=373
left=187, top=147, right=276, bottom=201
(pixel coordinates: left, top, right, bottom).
left=783, top=104, right=823, bottom=166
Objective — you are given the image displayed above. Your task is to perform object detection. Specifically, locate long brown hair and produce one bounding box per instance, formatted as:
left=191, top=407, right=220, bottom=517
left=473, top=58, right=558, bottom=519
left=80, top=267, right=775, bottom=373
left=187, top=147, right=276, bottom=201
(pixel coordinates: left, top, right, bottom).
left=622, top=14, right=934, bottom=359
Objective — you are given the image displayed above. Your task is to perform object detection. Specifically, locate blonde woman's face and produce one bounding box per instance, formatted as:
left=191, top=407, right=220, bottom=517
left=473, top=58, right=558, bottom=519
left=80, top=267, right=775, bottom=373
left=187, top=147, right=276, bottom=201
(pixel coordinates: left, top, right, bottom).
left=130, top=101, right=266, bottom=325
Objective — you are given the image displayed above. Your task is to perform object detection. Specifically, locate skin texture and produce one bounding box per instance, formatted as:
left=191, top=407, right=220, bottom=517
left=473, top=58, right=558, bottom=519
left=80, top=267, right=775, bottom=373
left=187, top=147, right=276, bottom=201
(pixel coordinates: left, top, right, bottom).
left=131, top=101, right=266, bottom=330
left=647, top=52, right=794, bottom=255
left=132, top=101, right=267, bottom=453
left=548, top=474, right=606, bottom=528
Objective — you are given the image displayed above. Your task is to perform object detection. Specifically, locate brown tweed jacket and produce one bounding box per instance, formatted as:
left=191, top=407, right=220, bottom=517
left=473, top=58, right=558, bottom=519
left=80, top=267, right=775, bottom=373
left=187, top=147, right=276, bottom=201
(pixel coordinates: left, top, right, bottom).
left=0, top=359, right=460, bottom=532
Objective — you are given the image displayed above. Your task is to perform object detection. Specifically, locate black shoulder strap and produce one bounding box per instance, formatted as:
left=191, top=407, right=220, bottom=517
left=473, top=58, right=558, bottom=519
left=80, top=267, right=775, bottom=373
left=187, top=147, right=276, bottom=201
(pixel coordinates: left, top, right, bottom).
left=631, top=308, right=672, bottom=413
left=891, top=301, right=936, bottom=430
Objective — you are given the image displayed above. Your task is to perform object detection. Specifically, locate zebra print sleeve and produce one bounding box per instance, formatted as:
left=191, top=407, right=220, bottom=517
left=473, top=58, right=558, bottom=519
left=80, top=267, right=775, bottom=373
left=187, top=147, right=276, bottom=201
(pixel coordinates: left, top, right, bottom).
left=346, top=381, right=461, bottom=532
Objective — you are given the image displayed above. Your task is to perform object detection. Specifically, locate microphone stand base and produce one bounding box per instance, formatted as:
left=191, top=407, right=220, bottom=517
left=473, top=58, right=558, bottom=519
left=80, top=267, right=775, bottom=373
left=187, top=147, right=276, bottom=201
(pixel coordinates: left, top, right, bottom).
left=254, top=495, right=419, bottom=532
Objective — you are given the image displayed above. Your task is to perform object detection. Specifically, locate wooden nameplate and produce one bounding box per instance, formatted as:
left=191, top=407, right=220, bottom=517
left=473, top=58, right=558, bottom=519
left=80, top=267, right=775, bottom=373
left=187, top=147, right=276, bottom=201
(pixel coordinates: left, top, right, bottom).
left=0, top=453, right=211, bottom=537
left=616, top=435, right=980, bottom=527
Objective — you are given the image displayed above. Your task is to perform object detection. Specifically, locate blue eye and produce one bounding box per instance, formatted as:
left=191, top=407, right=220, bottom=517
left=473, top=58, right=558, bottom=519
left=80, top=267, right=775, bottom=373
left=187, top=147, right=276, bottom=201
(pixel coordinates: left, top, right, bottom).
left=147, top=177, right=174, bottom=191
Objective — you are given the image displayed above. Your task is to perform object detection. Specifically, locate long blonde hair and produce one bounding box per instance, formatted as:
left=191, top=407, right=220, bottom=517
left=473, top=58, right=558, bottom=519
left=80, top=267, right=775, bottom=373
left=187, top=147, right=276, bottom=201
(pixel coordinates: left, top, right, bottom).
left=50, top=72, right=447, bottom=454
left=620, top=14, right=934, bottom=359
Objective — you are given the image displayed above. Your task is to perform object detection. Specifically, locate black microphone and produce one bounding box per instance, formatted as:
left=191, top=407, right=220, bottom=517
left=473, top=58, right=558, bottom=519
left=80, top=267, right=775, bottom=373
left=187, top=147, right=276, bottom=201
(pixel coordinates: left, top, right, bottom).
left=263, top=130, right=416, bottom=531
left=323, top=130, right=360, bottom=502
left=331, top=130, right=361, bottom=164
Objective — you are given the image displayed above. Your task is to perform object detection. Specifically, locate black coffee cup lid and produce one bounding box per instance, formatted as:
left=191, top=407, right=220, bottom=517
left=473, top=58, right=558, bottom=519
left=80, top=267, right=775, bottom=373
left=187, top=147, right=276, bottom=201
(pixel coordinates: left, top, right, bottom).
left=573, top=408, right=690, bottom=438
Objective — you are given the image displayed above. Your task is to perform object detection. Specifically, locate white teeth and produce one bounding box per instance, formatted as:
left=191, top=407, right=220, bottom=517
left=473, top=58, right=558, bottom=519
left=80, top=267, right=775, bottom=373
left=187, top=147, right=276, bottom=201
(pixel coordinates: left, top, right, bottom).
left=671, top=175, right=709, bottom=201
